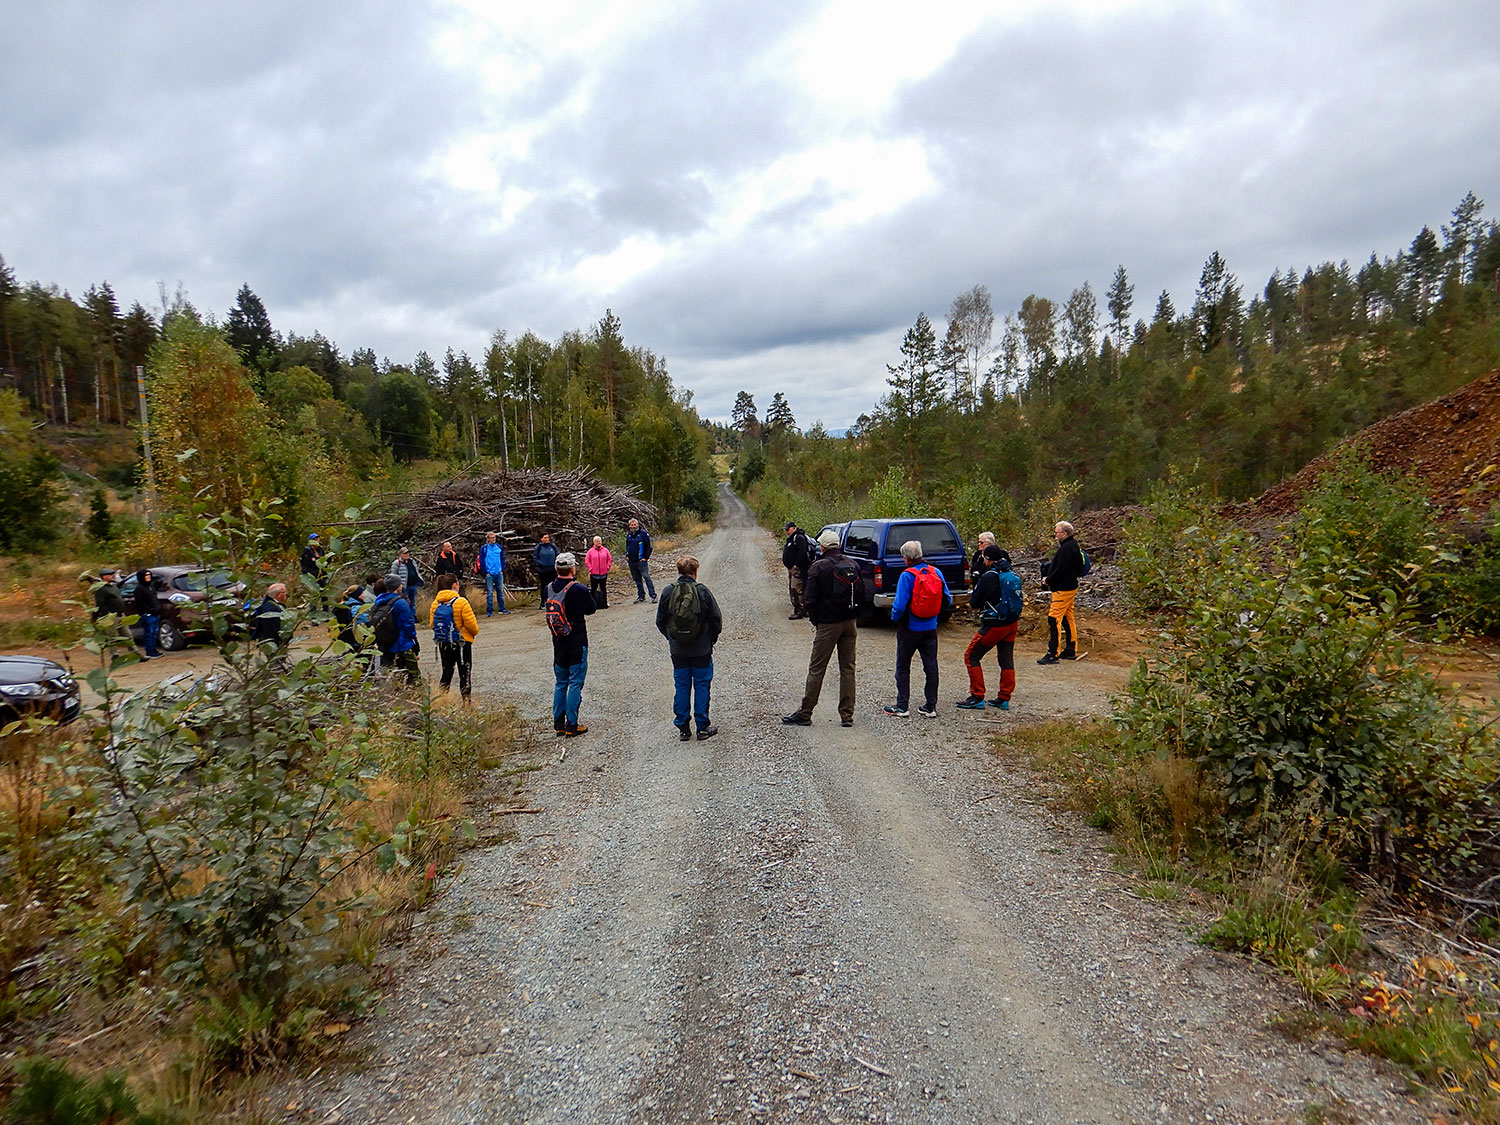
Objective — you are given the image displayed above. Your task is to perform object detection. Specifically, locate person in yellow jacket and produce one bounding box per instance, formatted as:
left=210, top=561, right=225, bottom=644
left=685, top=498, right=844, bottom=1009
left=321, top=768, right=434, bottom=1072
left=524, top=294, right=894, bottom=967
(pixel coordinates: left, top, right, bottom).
left=429, top=573, right=480, bottom=700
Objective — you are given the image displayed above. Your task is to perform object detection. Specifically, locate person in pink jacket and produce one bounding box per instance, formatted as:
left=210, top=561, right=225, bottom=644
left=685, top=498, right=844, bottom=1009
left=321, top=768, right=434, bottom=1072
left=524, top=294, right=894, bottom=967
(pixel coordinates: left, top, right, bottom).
left=585, top=536, right=613, bottom=609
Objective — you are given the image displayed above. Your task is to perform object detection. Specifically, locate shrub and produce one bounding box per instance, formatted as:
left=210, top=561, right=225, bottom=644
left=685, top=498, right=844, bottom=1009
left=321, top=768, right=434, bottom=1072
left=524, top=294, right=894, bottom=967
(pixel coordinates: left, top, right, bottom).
left=5, top=1057, right=160, bottom=1125
left=1115, top=495, right=1497, bottom=878
left=867, top=465, right=918, bottom=518
left=86, top=488, right=113, bottom=543
left=1119, top=476, right=1246, bottom=616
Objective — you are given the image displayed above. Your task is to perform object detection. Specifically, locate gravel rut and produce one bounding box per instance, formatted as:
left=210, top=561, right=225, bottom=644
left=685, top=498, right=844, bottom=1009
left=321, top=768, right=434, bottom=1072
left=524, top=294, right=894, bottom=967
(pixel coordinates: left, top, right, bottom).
left=286, top=486, right=1427, bottom=1124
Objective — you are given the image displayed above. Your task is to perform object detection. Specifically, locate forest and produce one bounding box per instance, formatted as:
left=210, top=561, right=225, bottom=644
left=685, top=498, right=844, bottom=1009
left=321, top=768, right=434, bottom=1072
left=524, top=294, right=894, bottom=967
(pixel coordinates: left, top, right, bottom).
left=731, top=191, right=1500, bottom=532
left=0, top=269, right=717, bottom=555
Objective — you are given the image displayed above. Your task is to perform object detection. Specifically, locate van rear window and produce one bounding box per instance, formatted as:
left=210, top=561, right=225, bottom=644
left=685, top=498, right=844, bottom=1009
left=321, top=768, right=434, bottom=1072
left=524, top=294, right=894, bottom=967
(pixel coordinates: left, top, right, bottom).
left=885, top=522, right=961, bottom=557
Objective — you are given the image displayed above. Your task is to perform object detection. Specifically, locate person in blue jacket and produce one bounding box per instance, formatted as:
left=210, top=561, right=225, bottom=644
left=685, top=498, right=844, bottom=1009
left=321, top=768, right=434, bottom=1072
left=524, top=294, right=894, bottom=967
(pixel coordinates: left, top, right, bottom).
left=625, top=518, right=657, bottom=603
left=533, top=534, right=559, bottom=609
left=884, top=540, right=952, bottom=719
left=373, top=579, right=420, bottom=684
left=476, top=530, right=510, bottom=616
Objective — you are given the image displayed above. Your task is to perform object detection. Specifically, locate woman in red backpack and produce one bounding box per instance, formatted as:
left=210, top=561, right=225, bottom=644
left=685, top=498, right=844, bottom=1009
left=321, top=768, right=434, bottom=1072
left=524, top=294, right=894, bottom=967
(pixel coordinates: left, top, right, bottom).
left=884, top=541, right=951, bottom=718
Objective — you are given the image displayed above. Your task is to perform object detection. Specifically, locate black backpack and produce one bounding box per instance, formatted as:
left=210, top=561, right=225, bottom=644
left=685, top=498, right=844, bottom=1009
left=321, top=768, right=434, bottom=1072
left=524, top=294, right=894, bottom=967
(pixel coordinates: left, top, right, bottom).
left=368, top=599, right=400, bottom=652
left=830, top=556, right=863, bottom=611
left=665, top=581, right=703, bottom=642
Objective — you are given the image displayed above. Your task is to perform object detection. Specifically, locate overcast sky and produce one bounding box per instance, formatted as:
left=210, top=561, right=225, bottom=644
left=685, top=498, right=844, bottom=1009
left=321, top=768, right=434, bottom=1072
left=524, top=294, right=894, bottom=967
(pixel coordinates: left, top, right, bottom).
left=2, top=1, right=1496, bottom=429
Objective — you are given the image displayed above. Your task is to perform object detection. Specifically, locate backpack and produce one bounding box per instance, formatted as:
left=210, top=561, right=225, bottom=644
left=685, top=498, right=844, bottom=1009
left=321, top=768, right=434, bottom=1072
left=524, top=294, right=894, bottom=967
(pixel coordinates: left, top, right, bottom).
left=908, top=564, right=944, bottom=618
left=368, top=599, right=400, bottom=652
left=432, top=599, right=460, bottom=644
left=782, top=533, right=808, bottom=570
left=982, top=570, right=1024, bottom=627
left=1079, top=548, right=1092, bottom=577
left=545, top=581, right=580, bottom=637
left=666, top=581, right=703, bottom=642
left=830, top=556, right=863, bottom=611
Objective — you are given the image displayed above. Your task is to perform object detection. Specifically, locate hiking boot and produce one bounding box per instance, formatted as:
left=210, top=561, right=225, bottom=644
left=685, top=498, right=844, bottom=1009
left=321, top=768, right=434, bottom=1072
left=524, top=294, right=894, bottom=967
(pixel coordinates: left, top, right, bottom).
left=564, top=724, right=588, bottom=737
left=916, top=705, right=937, bottom=718
left=956, top=696, right=986, bottom=710
left=696, top=724, right=718, bottom=740
left=841, top=717, right=853, bottom=727
left=554, top=726, right=567, bottom=737
left=1059, top=648, right=1077, bottom=660
left=677, top=725, right=692, bottom=741
left=781, top=713, right=812, bottom=726
left=989, top=698, right=1010, bottom=710
left=1037, top=654, right=1060, bottom=665
left=884, top=705, right=910, bottom=718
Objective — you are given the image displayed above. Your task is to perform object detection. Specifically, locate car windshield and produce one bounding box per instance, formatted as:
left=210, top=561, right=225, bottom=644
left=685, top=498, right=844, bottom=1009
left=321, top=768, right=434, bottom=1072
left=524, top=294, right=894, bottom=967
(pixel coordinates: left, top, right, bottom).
left=885, top=522, right=962, bottom=557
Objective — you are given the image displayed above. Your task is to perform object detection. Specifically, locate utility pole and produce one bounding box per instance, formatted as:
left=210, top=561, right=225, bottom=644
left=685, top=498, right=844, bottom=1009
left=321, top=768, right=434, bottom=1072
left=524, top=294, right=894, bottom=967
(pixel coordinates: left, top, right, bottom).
left=136, top=365, right=156, bottom=528
left=56, top=346, right=69, bottom=425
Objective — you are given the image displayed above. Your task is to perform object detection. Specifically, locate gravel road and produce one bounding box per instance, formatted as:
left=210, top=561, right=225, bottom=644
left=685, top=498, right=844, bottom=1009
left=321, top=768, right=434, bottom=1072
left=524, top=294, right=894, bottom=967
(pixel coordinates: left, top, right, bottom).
left=284, top=485, right=1428, bottom=1125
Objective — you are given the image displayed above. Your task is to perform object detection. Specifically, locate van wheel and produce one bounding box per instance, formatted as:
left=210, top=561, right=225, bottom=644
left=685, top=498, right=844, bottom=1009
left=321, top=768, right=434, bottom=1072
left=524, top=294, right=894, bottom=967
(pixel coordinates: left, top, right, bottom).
left=158, top=619, right=187, bottom=651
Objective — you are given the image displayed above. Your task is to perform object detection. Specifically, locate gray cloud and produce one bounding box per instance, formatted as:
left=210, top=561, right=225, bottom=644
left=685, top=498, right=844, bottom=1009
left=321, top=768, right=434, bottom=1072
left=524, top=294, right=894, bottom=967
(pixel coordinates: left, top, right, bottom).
left=1, top=2, right=1495, bottom=426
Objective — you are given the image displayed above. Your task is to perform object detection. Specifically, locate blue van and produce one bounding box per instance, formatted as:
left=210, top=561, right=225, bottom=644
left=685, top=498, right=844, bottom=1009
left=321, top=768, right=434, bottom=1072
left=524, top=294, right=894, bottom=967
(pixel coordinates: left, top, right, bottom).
left=824, top=518, right=970, bottom=616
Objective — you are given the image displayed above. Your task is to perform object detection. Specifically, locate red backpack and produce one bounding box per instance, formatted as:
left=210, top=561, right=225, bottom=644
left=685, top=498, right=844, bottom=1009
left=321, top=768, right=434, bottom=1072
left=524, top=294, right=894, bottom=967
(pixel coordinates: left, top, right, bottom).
left=545, top=581, right=580, bottom=637
left=908, top=564, right=944, bottom=618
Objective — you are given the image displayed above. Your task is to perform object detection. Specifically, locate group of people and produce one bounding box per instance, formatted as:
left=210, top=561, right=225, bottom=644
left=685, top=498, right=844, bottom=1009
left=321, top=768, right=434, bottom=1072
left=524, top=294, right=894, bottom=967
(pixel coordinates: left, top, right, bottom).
left=781, top=520, right=1087, bottom=726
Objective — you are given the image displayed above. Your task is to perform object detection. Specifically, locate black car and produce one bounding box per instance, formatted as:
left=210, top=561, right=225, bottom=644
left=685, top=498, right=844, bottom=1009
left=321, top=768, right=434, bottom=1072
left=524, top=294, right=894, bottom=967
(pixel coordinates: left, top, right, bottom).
left=0, top=655, right=82, bottom=727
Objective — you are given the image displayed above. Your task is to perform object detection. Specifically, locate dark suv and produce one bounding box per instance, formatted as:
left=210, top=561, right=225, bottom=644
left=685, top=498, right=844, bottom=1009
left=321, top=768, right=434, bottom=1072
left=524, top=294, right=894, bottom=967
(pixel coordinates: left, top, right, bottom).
left=116, top=566, right=246, bottom=651
left=827, top=518, right=969, bottom=616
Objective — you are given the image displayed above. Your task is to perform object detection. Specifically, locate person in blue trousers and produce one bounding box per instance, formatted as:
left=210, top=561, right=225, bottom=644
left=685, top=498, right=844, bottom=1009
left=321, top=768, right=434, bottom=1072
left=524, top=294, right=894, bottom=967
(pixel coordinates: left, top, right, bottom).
left=547, top=554, right=596, bottom=736
left=476, top=530, right=510, bottom=616
left=656, top=555, right=723, bottom=741
left=625, top=518, right=657, bottom=603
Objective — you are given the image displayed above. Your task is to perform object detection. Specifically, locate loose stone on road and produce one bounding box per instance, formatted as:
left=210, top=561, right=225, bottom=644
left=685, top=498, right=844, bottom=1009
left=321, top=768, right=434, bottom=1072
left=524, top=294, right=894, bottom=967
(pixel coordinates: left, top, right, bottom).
left=287, top=486, right=1424, bottom=1124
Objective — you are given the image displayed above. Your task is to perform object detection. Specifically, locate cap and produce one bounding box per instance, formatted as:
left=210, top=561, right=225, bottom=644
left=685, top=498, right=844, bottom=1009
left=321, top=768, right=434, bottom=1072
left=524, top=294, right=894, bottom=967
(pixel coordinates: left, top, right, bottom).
left=982, top=544, right=1004, bottom=562
left=309, top=532, right=320, bottom=540
left=817, top=529, right=840, bottom=549
left=785, top=521, right=796, bottom=530
left=99, top=565, right=117, bottom=576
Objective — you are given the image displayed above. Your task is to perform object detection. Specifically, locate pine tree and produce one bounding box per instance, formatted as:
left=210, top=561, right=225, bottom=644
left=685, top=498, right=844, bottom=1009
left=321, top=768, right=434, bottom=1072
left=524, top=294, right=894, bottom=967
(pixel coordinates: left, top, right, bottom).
left=766, top=391, right=795, bottom=433
left=1106, top=266, right=1134, bottom=351
left=223, top=284, right=277, bottom=372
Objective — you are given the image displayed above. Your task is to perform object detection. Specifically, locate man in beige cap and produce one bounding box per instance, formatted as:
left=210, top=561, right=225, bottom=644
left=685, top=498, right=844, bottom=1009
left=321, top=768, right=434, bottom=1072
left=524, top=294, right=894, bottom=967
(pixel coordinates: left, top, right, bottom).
left=783, top=528, right=862, bottom=728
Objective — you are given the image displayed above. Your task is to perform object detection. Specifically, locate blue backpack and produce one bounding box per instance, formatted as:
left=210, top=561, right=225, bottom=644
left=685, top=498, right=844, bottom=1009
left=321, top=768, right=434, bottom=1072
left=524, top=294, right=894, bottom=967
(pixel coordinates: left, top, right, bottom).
left=982, top=569, right=1024, bottom=626
left=432, top=600, right=461, bottom=644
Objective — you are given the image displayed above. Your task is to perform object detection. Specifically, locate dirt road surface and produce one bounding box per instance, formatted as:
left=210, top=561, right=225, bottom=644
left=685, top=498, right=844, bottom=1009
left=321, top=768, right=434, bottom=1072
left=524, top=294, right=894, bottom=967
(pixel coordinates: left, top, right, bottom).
left=283, top=486, right=1424, bottom=1124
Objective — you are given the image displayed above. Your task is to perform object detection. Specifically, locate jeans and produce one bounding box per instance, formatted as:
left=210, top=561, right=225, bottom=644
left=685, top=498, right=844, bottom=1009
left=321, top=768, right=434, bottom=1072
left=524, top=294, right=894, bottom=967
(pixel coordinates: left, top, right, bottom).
left=437, top=639, right=472, bottom=698
left=629, top=558, right=656, bottom=600
left=484, top=573, right=508, bottom=614
left=672, top=661, right=713, bottom=729
left=140, top=613, right=160, bottom=657
left=894, top=626, right=939, bottom=711
left=403, top=585, right=419, bottom=610
left=553, top=646, right=588, bottom=730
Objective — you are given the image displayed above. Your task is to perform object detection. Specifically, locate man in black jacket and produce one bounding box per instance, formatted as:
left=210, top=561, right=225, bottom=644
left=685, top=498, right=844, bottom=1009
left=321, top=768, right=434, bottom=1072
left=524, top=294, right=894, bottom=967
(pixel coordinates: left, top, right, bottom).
left=1038, top=521, right=1084, bottom=663
left=548, top=553, right=595, bottom=736
left=782, top=521, right=813, bottom=619
left=783, top=529, right=860, bottom=728
left=251, top=583, right=289, bottom=647
left=656, top=555, right=723, bottom=741
left=132, top=568, right=163, bottom=658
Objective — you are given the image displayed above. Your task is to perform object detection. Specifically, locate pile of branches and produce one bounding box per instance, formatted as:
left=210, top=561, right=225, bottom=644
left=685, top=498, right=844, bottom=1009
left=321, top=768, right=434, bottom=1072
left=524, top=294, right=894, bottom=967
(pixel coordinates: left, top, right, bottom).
left=375, top=466, right=659, bottom=583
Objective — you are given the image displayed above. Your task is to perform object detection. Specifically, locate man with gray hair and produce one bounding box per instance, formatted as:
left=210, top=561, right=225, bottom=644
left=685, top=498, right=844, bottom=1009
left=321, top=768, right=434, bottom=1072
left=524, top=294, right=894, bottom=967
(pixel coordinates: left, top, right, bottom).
left=1039, top=520, right=1085, bottom=664
left=546, top=552, right=596, bottom=737
left=884, top=540, right=951, bottom=718
left=250, top=582, right=289, bottom=646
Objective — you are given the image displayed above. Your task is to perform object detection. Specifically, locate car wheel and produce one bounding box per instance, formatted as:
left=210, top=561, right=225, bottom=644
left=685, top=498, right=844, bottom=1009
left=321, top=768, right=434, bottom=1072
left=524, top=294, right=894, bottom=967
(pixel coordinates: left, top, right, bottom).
left=158, top=619, right=187, bottom=652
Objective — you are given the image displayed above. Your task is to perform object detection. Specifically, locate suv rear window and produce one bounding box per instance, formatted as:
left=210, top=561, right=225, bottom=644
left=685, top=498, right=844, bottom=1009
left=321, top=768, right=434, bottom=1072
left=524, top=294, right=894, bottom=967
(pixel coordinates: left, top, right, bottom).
left=884, top=522, right=961, bottom=557
left=843, top=523, right=879, bottom=558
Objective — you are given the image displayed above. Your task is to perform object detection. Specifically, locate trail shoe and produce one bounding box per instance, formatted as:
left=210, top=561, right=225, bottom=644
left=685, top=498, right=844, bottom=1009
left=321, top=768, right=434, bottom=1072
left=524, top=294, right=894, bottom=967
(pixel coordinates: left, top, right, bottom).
left=956, top=696, right=986, bottom=710
left=554, top=725, right=567, bottom=737
left=782, top=713, right=812, bottom=726
left=650, top=595, right=657, bottom=603
left=916, top=705, right=938, bottom=718
left=634, top=597, right=645, bottom=604
left=564, top=724, right=588, bottom=737
left=696, top=724, right=718, bottom=740
left=1059, top=648, right=1077, bottom=660
left=841, top=718, right=853, bottom=727
left=989, top=698, right=1010, bottom=710
left=1037, top=654, right=1060, bottom=665
left=883, top=705, right=910, bottom=718
left=677, top=725, right=692, bottom=741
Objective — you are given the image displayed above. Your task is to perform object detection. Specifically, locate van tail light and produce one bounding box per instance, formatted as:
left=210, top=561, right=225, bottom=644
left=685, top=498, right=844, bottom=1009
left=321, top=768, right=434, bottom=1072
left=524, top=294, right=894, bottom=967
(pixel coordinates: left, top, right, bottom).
left=873, top=565, right=884, bottom=590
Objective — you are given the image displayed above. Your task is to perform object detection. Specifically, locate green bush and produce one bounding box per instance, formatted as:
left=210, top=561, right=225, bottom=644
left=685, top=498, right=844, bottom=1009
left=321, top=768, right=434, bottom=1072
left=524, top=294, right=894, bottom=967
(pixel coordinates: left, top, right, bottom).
left=5, top=1057, right=160, bottom=1125
left=1115, top=495, right=1496, bottom=877
left=867, top=465, right=918, bottom=518
left=732, top=445, right=765, bottom=493
left=1120, top=476, right=1245, bottom=616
